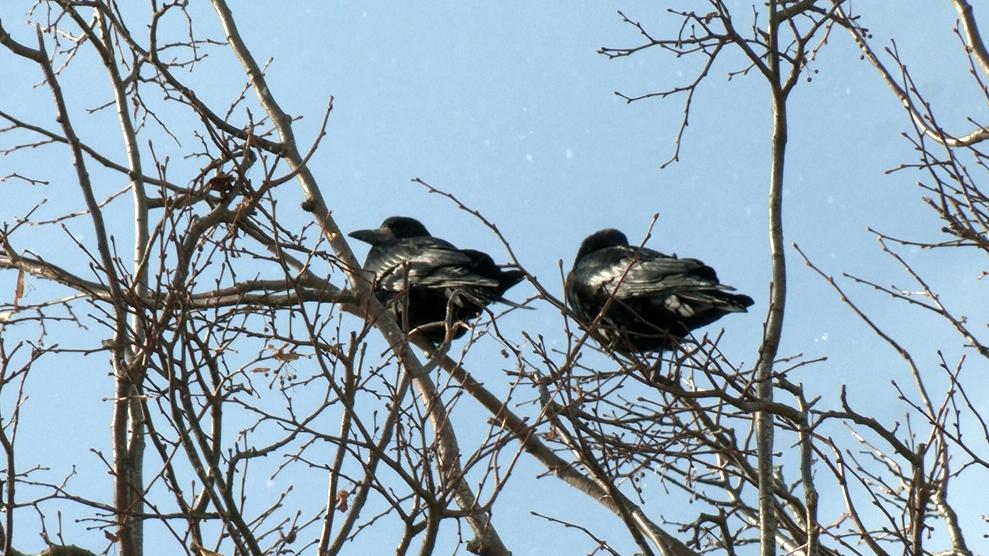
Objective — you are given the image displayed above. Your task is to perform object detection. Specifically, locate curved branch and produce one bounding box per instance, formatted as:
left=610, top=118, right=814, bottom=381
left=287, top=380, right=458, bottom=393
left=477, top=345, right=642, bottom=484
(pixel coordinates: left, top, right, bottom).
left=952, top=0, right=989, bottom=79
left=837, top=4, right=989, bottom=147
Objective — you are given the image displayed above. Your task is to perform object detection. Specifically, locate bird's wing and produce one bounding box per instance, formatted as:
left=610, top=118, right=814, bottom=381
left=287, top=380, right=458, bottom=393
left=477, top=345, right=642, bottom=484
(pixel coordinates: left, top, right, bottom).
left=415, top=264, right=500, bottom=289
left=586, top=248, right=721, bottom=298
left=369, top=238, right=499, bottom=291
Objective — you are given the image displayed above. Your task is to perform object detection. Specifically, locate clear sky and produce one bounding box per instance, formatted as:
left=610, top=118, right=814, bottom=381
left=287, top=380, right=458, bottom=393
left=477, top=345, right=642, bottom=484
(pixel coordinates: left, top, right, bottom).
left=1, top=2, right=986, bottom=554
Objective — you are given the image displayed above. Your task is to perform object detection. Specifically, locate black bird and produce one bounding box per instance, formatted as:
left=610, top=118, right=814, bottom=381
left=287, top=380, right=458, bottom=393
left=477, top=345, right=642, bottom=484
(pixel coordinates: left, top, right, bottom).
left=566, top=229, right=753, bottom=353
left=349, top=216, right=526, bottom=344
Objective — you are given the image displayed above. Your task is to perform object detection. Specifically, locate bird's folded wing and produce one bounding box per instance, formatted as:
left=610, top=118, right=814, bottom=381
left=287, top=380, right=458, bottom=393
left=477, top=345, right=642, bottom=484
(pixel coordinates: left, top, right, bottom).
left=601, top=256, right=721, bottom=297
left=414, top=265, right=500, bottom=289
left=371, top=240, right=499, bottom=291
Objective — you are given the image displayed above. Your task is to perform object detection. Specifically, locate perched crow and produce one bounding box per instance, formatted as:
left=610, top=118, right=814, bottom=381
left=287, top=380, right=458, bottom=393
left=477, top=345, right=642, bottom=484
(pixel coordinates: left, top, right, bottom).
left=566, top=229, right=753, bottom=353
left=349, top=216, right=525, bottom=344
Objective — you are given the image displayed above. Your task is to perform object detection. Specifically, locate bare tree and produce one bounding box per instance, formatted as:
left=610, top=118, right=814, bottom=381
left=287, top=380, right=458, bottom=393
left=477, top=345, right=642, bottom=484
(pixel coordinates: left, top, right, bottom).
left=0, top=1, right=986, bottom=556
left=594, top=1, right=989, bottom=555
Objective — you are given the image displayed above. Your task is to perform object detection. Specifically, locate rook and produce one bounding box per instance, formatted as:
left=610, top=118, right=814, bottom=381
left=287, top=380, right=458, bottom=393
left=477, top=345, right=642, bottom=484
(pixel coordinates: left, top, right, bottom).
left=566, top=229, right=753, bottom=353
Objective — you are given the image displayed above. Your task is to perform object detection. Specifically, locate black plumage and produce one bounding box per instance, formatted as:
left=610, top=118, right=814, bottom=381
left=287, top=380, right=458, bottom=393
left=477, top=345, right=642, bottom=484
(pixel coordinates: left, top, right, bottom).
left=566, top=229, right=753, bottom=353
left=349, top=216, right=525, bottom=344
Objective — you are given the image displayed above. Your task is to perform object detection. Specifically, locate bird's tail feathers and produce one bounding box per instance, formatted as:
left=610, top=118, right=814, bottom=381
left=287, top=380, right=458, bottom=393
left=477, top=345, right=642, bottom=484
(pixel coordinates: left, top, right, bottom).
left=496, top=268, right=526, bottom=292
left=488, top=294, right=534, bottom=310
left=673, top=289, right=754, bottom=315
left=453, top=288, right=532, bottom=311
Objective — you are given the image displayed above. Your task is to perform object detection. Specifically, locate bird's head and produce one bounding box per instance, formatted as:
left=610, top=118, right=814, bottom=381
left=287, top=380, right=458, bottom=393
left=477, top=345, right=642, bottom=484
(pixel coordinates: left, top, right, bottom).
left=349, top=216, right=431, bottom=245
left=574, top=229, right=629, bottom=263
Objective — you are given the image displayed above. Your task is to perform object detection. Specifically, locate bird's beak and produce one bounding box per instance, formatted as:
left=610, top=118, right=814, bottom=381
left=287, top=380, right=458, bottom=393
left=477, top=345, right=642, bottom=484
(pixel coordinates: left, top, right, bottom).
left=348, top=227, right=394, bottom=245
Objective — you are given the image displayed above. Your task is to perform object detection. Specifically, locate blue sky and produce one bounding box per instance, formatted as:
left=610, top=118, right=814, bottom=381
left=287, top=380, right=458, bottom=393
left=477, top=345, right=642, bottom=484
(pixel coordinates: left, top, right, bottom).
left=1, top=2, right=987, bottom=554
